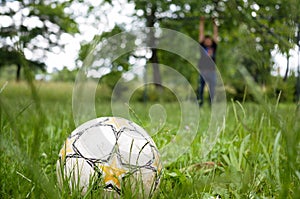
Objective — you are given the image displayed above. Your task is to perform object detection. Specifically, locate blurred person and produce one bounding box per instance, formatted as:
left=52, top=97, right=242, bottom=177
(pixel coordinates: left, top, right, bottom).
left=197, top=16, right=218, bottom=107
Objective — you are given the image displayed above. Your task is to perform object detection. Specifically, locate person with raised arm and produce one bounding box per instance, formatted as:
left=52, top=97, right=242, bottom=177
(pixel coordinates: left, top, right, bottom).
left=197, top=16, right=218, bottom=107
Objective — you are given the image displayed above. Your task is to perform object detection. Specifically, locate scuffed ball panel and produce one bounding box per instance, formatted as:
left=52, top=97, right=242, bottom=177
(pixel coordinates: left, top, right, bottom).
left=121, top=167, right=161, bottom=198
left=118, top=133, right=154, bottom=166
left=57, top=157, right=96, bottom=194
left=73, top=125, right=116, bottom=161
left=57, top=117, right=162, bottom=196
left=70, top=117, right=109, bottom=137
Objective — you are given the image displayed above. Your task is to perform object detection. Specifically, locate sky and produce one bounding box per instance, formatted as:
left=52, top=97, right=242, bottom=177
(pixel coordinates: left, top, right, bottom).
left=0, top=0, right=299, bottom=77
left=271, top=45, right=299, bottom=76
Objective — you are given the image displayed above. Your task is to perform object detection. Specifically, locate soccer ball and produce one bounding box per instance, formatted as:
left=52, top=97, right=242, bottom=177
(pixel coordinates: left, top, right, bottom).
left=56, top=117, right=162, bottom=197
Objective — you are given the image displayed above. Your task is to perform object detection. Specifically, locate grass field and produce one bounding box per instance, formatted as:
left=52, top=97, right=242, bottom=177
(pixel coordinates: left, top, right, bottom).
left=0, top=80, right=299, bottom=198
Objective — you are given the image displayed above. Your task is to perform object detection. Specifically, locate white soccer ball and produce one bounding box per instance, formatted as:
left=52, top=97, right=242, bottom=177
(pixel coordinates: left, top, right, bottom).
left=57, top=117, right=162, bottom=197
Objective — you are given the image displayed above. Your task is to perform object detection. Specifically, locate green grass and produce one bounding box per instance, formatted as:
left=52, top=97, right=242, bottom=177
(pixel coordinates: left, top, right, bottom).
left=0, top=80, right=299, bottom=198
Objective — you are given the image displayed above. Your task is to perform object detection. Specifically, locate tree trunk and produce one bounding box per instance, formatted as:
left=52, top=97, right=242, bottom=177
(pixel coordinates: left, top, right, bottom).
left=16, top=64, right=21, bottom=82
left=150, top=48, right=162, bottom=87
left=283, top=53, right=289, bottom=82
left=296, top=23, right=300, bottom=103
left=147, top=4, right=162, bottom=89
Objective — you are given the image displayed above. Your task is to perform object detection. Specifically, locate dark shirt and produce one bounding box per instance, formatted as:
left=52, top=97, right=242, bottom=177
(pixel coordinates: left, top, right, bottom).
left=200, top=41, right=217, bottom=62
left=198, top=41, right=217, bottom=71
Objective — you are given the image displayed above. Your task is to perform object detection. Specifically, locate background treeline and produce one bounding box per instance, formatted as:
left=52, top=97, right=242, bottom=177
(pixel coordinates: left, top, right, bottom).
left=0, top=0, right=299, bottom=102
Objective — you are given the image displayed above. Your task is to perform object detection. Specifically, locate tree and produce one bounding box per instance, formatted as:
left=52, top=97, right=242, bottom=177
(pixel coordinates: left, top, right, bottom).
left=51, top=66, right=78, bottom=82
left=130, top=0, right=218, bottom=88
left=90, top=0, right=207, bottom=89
left=78, top=25, right=133, bottom=89
left=222, top=0, right=299, bottom=101
left=224, top=0, right=296, bottom=81
left=82, top=0, right=299, bottom=100
left=0, top=0, right=78, bottom=81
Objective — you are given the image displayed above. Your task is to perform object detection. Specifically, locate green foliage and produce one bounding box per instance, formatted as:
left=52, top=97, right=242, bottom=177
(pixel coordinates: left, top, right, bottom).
left=0, top=0, right=78, bottom=80
left=78, top=26, right=134, bottom=90
left=30, top=3, right=78, bottom=34
left=89, top=0, right=299, bottom=102
left=51, top=67, right=79, bottom=82
left=267, top=74, right=297, bottom=102
left=79, top=26, right=126, bottom=62
left=0, top=65, right=20, bottom=81
left=0, top=48, right=45, bottom=81
left=99, top=71, right=122, bottom=89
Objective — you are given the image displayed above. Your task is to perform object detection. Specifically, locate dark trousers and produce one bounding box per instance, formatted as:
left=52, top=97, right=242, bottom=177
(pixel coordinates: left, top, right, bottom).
left=197, top=71, right=216, bottom=106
